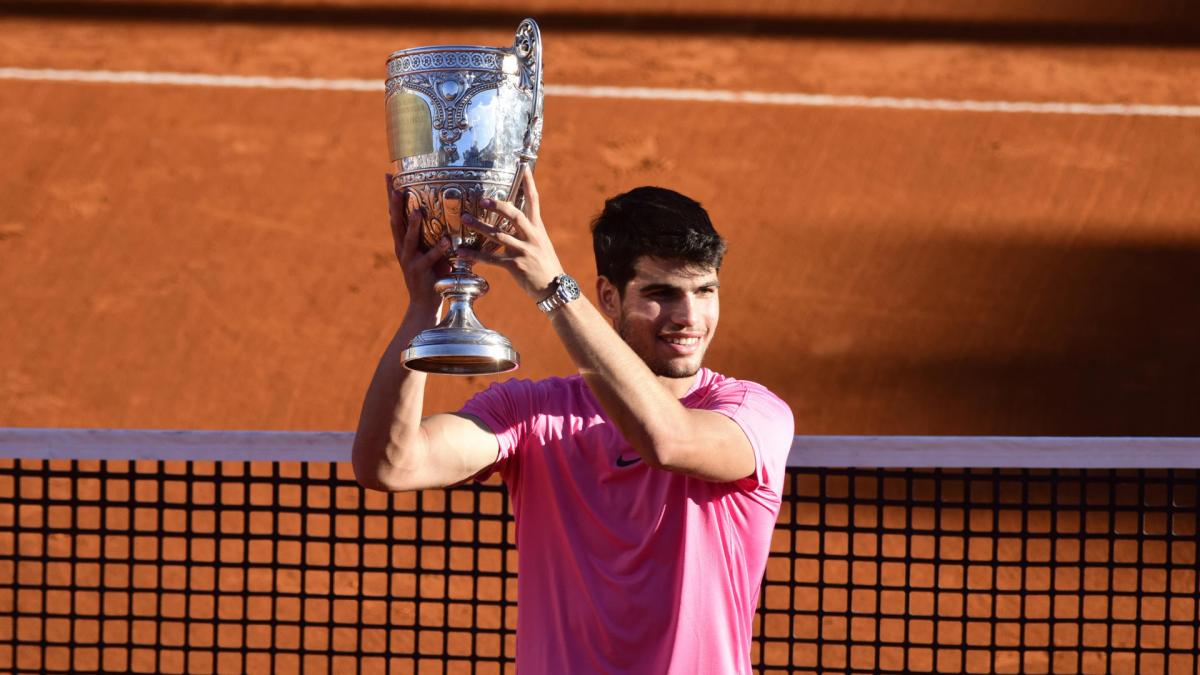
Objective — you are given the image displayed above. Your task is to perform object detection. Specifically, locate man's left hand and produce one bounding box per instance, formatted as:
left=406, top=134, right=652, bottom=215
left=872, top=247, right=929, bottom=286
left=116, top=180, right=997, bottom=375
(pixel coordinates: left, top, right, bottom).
left=459, top=168, right=565, bottom=300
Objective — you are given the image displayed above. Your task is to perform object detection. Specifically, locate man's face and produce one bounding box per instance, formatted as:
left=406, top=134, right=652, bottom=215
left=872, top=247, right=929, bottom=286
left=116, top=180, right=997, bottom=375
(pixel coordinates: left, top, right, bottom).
left=602, top=256, right=721, bottom=379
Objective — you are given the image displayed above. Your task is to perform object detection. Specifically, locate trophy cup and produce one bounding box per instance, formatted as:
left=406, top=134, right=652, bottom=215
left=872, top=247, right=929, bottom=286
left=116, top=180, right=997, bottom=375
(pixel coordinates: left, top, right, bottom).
left=385, top=19, right=544, bottom=374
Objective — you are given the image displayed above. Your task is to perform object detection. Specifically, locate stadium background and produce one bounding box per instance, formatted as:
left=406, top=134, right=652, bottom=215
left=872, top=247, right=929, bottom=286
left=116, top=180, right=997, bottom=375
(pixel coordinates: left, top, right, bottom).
left=1, top=1, right=1199, bottom=673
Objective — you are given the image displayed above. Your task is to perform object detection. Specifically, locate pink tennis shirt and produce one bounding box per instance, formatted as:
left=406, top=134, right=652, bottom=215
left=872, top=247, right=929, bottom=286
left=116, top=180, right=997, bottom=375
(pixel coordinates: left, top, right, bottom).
left=459, top=367, right=794, bottom=674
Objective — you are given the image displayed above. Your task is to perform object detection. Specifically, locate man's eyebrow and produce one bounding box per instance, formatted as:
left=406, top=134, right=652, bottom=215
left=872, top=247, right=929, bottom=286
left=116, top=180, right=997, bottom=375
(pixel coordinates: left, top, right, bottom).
left=639, top=280, right=720, bottom=294
left=639, top=283, right=682, bottom=294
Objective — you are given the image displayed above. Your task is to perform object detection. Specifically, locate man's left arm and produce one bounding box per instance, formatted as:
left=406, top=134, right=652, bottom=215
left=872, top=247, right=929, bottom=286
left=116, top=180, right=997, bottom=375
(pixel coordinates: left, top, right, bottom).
left=459, top=171, right=761, bottom=482
left=553, top=290, right=758, bottom=481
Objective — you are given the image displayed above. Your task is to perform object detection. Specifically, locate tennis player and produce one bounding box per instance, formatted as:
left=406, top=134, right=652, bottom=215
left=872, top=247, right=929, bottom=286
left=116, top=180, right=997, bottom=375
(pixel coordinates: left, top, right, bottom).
left=353, top=169, right=794, bottom=674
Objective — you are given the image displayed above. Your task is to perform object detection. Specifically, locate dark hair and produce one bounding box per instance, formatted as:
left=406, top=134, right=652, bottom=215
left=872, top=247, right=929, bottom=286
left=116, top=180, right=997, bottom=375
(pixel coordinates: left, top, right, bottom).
left=591, top=186, right=727, bottom=293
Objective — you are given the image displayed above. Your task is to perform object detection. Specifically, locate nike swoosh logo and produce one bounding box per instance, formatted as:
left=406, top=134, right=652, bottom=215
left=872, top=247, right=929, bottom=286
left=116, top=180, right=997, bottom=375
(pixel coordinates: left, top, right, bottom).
left=615, top=455, right=642, bottom=468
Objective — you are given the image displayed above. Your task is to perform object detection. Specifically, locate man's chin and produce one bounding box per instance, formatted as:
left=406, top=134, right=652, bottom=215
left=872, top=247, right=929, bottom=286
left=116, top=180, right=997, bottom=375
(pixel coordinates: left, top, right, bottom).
left=650, top=358, right=703, bottom=379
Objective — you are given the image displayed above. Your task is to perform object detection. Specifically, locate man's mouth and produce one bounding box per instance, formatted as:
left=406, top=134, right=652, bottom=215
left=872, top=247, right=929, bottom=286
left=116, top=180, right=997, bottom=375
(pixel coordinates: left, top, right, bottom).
left=659, top=334, right=704, bottom=354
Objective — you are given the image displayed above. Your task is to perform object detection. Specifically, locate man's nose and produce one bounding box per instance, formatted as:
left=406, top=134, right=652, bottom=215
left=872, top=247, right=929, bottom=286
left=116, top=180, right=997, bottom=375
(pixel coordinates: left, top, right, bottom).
left=670, top=294, right=701, bottom=326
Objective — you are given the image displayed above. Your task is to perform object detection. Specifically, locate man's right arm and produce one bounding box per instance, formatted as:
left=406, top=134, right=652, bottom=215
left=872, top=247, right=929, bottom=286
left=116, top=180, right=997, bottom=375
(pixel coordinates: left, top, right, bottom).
left=350, top=306, right=500, bottom=493
left=351, top=176, right=501, bottom=493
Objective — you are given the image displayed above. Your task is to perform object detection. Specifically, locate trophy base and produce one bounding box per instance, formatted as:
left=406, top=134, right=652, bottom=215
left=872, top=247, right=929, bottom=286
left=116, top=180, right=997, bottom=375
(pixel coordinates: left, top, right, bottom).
left=402, top=326, right=520, bottom=375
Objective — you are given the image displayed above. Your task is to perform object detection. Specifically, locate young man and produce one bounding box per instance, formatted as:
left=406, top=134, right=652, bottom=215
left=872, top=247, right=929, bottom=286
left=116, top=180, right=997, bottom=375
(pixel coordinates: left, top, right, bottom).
left=353, top=170, right=794, bottom=674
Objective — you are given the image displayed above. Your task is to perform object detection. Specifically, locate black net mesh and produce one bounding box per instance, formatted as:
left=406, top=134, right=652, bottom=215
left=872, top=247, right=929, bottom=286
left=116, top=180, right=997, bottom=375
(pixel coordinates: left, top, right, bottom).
left=757, top=468, right=1200, bottom=675
left=1, top=458, right=1197, bottom=674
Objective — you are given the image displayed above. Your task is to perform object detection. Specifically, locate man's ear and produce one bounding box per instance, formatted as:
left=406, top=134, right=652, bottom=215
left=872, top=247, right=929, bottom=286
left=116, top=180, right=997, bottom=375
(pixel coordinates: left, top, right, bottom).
left=596, top=276, right=621, bottom=320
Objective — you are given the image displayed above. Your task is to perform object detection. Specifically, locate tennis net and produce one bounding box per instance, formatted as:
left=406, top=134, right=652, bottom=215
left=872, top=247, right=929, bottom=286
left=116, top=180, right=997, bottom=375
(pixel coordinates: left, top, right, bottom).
left=1, top=430, right=1197, bottom=674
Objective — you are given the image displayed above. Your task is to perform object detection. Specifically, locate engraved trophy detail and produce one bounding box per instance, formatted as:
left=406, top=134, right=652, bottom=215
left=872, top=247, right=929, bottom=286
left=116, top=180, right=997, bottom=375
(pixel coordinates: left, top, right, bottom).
left=386, top=19, right=543, bottom=374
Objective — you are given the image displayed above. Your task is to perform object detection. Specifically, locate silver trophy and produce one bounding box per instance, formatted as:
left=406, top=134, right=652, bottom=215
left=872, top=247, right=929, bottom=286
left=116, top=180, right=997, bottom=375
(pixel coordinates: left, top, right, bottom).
left=385, top=19, right=544, bottom=374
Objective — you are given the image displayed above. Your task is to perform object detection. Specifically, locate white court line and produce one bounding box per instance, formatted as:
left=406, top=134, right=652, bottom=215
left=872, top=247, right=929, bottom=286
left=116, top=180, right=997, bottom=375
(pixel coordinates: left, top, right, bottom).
left=2, top=428, right=1199, bottom=467
left=3, top=66, right=1200, bottom=117
left=0, top=67, right=380, bottom=92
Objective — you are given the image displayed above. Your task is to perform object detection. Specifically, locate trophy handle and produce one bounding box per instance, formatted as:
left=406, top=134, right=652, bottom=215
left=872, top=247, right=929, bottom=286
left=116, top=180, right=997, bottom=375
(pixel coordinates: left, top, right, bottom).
left=514, top=18, right=543, bottom=138
left=505, top=18, right=542, bottom=217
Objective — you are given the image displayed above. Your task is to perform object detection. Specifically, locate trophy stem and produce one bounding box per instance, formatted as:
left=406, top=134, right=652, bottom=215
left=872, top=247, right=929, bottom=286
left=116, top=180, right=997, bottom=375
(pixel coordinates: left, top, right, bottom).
left=436, top=259, right=488, bottom=332
left=401, top=258, right=520, bottom=375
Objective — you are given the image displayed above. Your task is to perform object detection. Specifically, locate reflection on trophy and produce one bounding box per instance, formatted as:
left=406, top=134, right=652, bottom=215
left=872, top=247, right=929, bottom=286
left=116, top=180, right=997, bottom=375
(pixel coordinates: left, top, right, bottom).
left=385, top=19, right=544, bottom=374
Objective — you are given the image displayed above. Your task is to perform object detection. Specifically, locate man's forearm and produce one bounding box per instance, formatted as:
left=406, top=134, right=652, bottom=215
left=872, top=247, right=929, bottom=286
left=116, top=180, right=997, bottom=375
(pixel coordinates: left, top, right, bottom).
left=351, top=305, right=439, bottom=490
left=547, top=298, right=692, bottom=466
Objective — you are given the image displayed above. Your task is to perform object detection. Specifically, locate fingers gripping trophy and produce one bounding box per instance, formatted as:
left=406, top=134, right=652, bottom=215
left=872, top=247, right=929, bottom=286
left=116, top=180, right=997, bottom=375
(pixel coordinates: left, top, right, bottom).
left=385, top=19, right=544, bottom=375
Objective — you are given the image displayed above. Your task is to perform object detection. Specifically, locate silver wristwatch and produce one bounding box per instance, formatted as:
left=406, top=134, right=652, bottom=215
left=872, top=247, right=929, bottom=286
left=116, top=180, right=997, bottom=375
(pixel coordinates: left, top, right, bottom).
left=537, top=274, right=581, bottom=314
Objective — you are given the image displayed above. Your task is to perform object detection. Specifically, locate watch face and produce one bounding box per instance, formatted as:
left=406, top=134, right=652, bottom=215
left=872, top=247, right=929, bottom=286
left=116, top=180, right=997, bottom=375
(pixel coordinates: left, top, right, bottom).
left=559, top=275, right=581, bottom=299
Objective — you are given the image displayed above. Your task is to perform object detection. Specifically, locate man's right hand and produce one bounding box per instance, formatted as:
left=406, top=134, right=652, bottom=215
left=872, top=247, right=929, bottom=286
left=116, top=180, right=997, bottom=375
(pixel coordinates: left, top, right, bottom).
left=387, top=174, right=450, bottom=312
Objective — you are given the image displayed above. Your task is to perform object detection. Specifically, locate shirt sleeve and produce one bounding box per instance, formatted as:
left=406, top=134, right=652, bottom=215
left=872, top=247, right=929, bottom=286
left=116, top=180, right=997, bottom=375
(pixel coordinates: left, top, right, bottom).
left=458, top=378, right=538, bottom=482
left=698, top=380, right=795, bottom=495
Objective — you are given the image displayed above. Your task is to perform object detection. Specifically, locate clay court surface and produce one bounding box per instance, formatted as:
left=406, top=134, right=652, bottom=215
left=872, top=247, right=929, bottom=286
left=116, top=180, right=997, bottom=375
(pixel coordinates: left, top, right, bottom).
left=2, top=4, right=1200, bottom=674
left=2, top=0, right=1200, bottom=434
